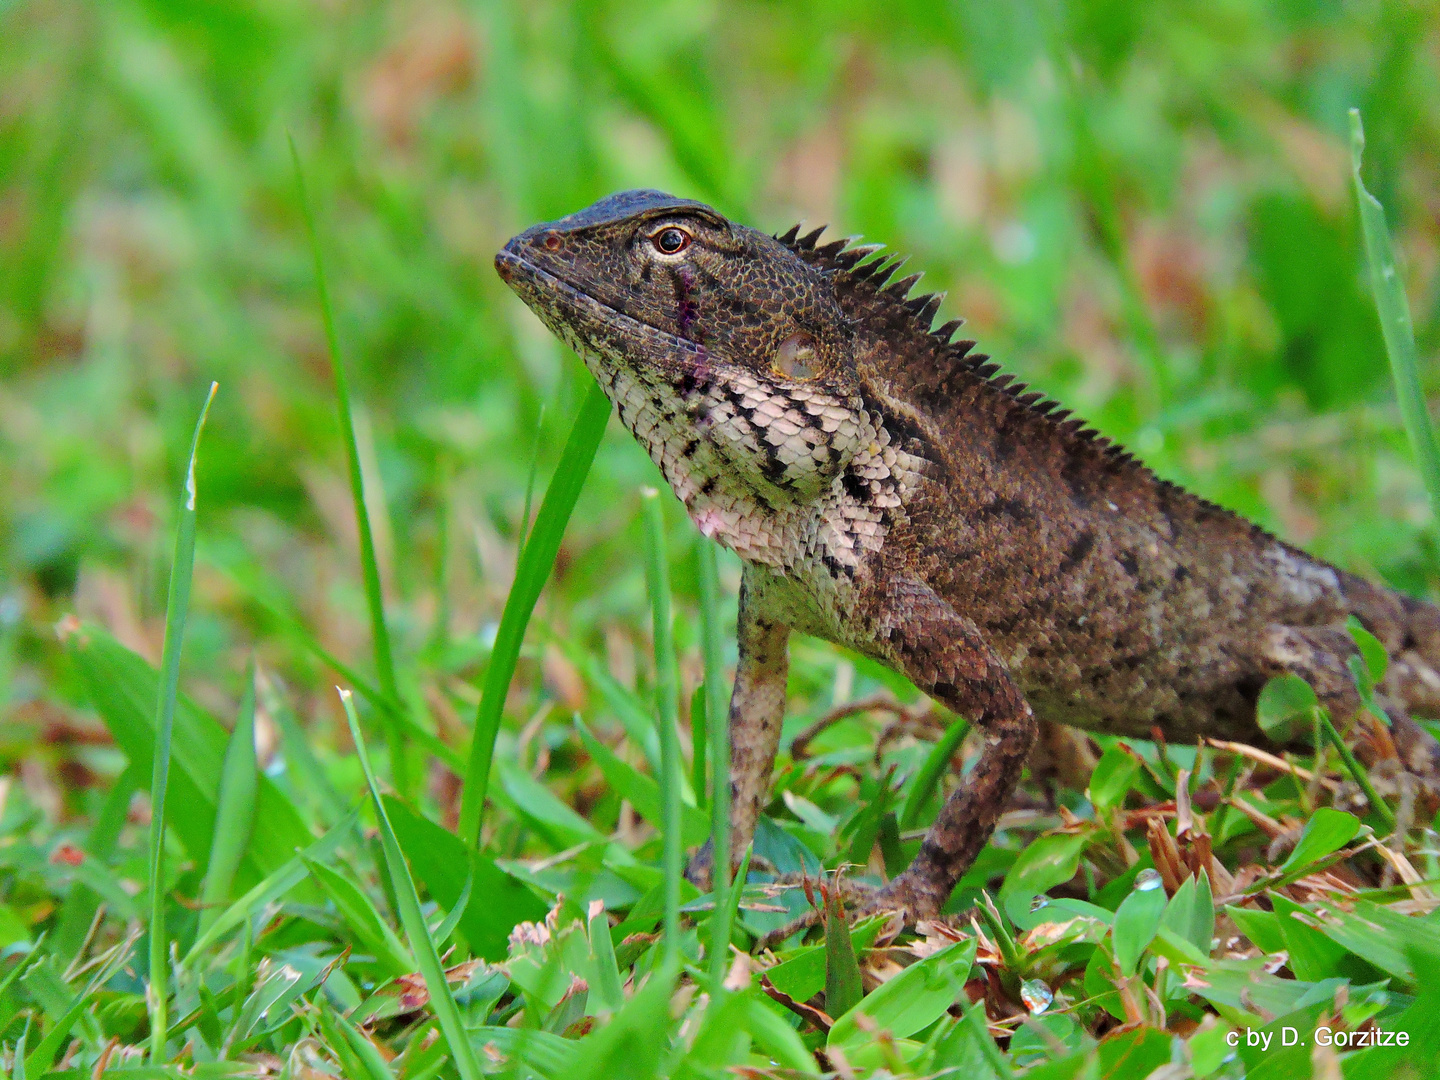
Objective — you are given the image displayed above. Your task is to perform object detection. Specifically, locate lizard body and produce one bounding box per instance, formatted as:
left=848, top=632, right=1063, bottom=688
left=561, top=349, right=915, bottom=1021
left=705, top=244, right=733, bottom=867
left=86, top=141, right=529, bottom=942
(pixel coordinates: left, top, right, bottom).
left=497, top=189, right=1440, bottom=921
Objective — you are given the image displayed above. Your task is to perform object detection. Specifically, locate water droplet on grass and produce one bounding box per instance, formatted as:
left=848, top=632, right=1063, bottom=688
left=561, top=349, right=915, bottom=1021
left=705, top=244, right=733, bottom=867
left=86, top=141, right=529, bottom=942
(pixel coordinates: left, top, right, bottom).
left=1134, top=868, right=1163, bottom=891
left=1030, top=894, right=1050, bottom=913
left=1020, top=979, right=1053, bottom=1014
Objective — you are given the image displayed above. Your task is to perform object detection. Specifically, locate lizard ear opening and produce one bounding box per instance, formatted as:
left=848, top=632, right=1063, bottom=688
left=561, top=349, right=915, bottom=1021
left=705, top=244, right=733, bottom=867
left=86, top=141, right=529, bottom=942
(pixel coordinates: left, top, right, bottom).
left=774, top=332, right=821, bottom=380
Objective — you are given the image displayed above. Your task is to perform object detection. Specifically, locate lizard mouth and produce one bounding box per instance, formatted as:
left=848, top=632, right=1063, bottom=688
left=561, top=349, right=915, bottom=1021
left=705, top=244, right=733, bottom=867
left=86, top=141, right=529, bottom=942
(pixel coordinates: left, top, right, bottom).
left=494, top=246, right=704, bottom=366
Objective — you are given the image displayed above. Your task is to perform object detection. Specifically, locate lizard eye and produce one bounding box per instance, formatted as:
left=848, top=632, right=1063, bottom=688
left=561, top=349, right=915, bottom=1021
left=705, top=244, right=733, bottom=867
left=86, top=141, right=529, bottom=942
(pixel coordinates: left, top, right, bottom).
left=774, top=332, right=820, bottom=380
left=651, top=226, right=692, bottom=255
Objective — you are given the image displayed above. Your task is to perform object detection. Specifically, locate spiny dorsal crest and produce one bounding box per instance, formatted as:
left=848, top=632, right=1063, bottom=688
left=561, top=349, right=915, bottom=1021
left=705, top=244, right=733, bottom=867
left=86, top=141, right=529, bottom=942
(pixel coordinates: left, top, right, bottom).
left=777, top=222, right=1150, bottom=476
left=774, top=221, right=1266, bottom=533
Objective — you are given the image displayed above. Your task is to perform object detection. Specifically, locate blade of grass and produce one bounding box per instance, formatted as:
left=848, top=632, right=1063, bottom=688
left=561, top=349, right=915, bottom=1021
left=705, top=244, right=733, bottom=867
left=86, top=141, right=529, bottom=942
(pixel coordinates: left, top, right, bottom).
left=588, top=903, right=625, bottom=1014
left=517, top=403, right=545, bottom=558
left=148, top=380, right=217, bottom=1063
left=340, top=689, right=484, bottom=1080
left=290, top=135, right=408, bottom=798
left=321, top=1000, right=396, bottom=1080
left=898, top=716, right=969, bottom=831
left=689, top=683, right=707, bottom=812
left=697, top=538, right=731, bottom=993
left=429, top=864, right=473, bottom=950
left=458, top=380, right=611, bottom=848
left=184, top=807, right=360, bottom=965
left=641, top=488, right=683, bottom=967
left=824, top=882, right=863, bottom=1019
left=1350, top=108, right=1440, bottom=516
left=197, top=661, right=258, bottom=939
left=1319, top=709, right=1397, bottom=831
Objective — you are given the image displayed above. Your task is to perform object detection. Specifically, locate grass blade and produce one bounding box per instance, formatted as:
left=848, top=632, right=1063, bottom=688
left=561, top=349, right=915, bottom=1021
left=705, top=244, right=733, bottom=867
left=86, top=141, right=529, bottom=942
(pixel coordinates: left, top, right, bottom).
left=289, top=135, right=408, bottom=797
left=197, top=662, right=258, bottom=939
left=304, top=855, right=415, bottom=978
left=340, top=688, right=484, bottom=1080
left=641, top=488, right=683, bottom=966
left=321, top=1000, right=396, bottom=1080
left=898, top=716, right=968, bottom=831
left=148, top=380, right=217, bottom=1063
left=184, top=808, right=360, bottom=965
left=1320, top=709, right=1397, bottom=831
left=588, top=903, right=625, bottom=1014
left=1350, top=108, right=1440, bottom=516
left=689, top=683, right=707, bottom=811
left=824, top=884, right=863, bottom=1020
left=697, top=538, right=731, bottom=993
left=458, top=380, right=611, bottom=848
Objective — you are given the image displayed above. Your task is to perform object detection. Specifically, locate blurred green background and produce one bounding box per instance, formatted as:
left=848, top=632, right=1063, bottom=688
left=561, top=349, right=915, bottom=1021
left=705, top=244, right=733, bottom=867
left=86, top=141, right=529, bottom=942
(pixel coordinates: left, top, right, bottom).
left=3, top=0, right=1440, bottom=809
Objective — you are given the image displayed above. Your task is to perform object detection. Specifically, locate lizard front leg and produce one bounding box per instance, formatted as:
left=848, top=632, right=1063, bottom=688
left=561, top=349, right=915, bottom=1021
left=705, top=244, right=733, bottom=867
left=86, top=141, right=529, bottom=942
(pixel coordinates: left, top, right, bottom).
left=859, top=573, right=1038, bottom=920
left=685, top=567, right=790, bottom=887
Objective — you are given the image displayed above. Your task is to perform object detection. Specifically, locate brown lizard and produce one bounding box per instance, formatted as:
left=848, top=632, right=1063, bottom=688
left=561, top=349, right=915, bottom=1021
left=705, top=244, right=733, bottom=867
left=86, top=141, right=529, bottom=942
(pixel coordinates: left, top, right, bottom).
left=495, top=189, right=1440, bottom=925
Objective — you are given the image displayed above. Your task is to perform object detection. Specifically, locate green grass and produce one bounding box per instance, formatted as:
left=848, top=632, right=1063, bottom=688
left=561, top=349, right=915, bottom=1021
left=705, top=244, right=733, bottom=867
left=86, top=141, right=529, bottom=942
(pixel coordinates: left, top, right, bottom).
left=5, top=2, right=1440, bottom=1076
left=145, top=380, right=215, bottom=1062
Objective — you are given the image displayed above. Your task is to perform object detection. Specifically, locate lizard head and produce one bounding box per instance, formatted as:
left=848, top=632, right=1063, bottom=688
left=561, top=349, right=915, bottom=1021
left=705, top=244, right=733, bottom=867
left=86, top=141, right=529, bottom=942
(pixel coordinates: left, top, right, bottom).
left=497, top=190, right=878, bottom=549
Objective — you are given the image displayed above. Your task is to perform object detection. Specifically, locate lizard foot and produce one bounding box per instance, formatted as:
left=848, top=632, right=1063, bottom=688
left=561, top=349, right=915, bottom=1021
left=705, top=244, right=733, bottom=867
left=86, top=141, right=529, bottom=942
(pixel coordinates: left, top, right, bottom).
left=753, top=873, right=937, bottom=953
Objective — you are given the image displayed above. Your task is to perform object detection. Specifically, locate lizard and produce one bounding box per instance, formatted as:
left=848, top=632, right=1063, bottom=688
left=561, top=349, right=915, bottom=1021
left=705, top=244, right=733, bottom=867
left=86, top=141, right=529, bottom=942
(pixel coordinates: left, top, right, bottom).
left=495, top=188, right=1440, bottom=926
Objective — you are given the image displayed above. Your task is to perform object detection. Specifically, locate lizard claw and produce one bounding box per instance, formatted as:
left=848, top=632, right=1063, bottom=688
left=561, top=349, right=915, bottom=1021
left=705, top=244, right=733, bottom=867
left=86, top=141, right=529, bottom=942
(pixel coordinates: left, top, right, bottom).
left=753, top=873, right=938, bottom=952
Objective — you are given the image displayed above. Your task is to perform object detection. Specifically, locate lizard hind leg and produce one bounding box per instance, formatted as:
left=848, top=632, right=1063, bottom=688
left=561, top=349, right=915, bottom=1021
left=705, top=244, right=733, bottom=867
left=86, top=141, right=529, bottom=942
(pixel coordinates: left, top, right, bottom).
left=843, top=574, right=1039, bottom=925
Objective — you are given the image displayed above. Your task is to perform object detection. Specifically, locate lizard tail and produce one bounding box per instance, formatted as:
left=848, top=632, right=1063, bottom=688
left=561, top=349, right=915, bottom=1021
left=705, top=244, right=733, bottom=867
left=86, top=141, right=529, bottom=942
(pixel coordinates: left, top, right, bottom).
left=1339, top=572, right=1440, bottom=776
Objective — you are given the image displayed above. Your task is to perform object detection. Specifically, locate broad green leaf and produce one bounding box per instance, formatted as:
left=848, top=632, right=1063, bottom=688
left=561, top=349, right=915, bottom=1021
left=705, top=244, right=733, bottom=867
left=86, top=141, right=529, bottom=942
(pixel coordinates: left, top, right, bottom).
left=1096, top=1025, right=1170, bottom=1078
left=1000, top=830, right=1089, bottom=923
left=467, top=1026, right=579, bottom=1078
left=1256, top=674, right=1318, bottom=744
left=764, top=917, right=884, bottom=1003
left=1309, top=897, right=1440, bottom=984
left=497, top=756, right=604, bottom=848
left=1149, top=925, right=1209, bottom=967
left=1086, top=745, right=1141, bottom=811
left=926, top=1005, right=1010, bottom=1077
left=1159, top=872, right=1214, bottom=955
left=1346, top=615, right=1389, bottom=685
left=1339, top=939, right=1440, bottom=1076
left=69, top=629, right=316, bottom=891
left=744, top=995, right=823, bottom=1074
left=320, top=1000, right=395, bottom=1080
left=1268, top=894, right=1351, bottom=982
left=575, top=719, right=708, bottom=844
left=383, top=795, right=546, bottom=962
left=1225, top=905, right=1286, bottom=955
left=1110, top=875, right=1167, bottom=976
left=828, top=937, right=976, bottom=1048
left=1277, top=808, right=1359, bottom=876
left=587, top=904, right=625, bottom=1014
